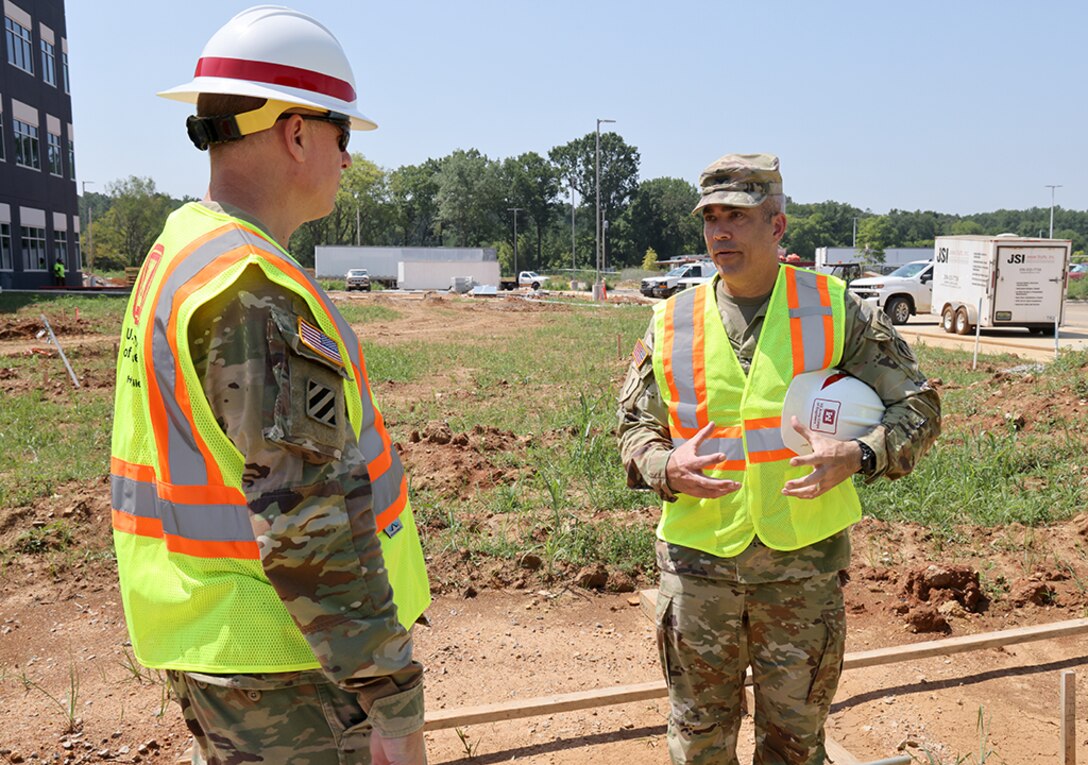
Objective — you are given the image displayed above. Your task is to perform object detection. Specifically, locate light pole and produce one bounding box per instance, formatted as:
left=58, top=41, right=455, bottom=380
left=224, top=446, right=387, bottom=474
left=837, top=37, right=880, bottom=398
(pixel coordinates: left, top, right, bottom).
left=569, top=175, right=577, bottom=272
left=81, top=180, right=95, bottom=271
left=1045, top=184, right=1062, bottom=238
left=507, top=207, right=522, bottom=278
left=595, top=118, right=615, bottom=300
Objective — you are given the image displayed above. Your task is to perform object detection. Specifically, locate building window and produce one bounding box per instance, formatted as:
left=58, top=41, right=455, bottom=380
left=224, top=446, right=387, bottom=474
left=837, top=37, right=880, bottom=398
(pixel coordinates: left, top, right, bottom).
left=0, top=111, right=5, bottom=162
left=62, top=51, right=69, bottom=93
left=21, top=225, right=46, bottom=270
left=5, top=17, right=34, bottom=75
left=67, top=138, right=74, bottom=178
left=47, top=132, right=61, bottom=175
left=0, top=224, right=12, bottom=270
left=13, top=119, right=39, bottom=169
left=53, top=230, right=67, bottom=264
left=40, top=39, right=56, bottom=86
left=72, top=235, right=81, bottom=270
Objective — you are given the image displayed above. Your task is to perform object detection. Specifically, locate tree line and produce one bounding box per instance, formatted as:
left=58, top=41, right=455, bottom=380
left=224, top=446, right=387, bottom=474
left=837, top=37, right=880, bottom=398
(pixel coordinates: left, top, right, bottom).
left=80, top=135, right=1087, bottom=272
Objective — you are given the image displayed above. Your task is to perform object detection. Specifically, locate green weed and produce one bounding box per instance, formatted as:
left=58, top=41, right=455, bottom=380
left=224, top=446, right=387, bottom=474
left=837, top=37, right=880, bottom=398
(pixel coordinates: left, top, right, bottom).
left=19, top=663, right=81, bottom=733
left=13, top=521, right=74, bottom=554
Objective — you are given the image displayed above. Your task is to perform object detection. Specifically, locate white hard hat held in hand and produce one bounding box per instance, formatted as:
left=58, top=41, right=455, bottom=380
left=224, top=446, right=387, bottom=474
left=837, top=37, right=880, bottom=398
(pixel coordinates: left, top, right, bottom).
left=781, top=369, right=885, bottom=455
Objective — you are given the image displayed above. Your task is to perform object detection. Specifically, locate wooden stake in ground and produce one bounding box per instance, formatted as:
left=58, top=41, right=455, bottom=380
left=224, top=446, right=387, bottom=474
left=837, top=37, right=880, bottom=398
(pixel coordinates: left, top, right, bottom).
left=1061, top=669, right=1076, bottom=765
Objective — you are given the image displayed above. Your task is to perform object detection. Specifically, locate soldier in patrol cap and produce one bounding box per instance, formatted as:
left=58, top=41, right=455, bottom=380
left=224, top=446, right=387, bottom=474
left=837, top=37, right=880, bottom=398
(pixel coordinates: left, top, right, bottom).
left=109, top=7, right=429, bottom=764
left=617, top=153, right=940, bottom=764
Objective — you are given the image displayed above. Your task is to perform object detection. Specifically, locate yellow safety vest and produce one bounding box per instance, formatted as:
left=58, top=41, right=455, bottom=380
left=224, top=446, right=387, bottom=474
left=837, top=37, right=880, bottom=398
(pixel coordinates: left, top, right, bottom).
left=651, top=266, right=861, bottom=557
left=110, top=202, right=430, bottom=672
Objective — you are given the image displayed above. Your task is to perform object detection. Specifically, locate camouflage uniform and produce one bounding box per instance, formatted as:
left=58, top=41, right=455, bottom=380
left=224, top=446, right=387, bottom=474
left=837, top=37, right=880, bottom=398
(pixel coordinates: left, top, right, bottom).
left=618, top=279, right=940, bottom=765
left=165, top=202, right=424, bottom=765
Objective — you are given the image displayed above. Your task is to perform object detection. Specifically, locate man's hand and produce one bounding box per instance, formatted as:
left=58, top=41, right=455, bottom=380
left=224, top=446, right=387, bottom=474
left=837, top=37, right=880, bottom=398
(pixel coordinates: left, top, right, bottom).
left=781, top=416, right=863, bottom=499
left=371, top=729, right=426, bottom=765
left=665, top=421, right=742, bottom=499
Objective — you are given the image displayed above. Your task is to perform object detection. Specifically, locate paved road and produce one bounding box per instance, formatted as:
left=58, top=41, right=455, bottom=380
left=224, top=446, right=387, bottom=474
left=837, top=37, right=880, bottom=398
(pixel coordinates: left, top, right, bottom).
left=895, top=300, right=1087, bottom=361
left=619, top=289, right=1088, bottom=362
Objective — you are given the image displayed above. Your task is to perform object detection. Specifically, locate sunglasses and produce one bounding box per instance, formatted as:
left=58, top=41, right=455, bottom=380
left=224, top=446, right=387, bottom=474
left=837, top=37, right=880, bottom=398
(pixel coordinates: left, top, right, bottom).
left=278, top=111, right=351, bottom=152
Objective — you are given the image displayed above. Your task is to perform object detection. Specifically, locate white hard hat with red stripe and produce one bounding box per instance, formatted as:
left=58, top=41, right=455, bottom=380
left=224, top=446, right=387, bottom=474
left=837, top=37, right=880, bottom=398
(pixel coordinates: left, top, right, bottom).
left=780, top=369, right=885, bottom=455
left=158, top=5, right=376, bottom=131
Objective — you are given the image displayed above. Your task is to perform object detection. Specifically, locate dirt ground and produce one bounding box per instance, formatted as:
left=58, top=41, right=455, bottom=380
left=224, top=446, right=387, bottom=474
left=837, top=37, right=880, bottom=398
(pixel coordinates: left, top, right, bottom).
left=2, top=292, right=1088, bottom=764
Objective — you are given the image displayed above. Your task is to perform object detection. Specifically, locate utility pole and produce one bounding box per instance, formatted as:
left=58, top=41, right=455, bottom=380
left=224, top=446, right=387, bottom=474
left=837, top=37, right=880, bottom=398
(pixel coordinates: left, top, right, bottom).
left=81, top=180, right=95, bottom=272
left=508, top=207, right=522, bottom=278
left=1046, top=184, right=1062, bottom=238
left=569, top=176, right=577, bottom=272
left=595, top=118, right=615, bottom=301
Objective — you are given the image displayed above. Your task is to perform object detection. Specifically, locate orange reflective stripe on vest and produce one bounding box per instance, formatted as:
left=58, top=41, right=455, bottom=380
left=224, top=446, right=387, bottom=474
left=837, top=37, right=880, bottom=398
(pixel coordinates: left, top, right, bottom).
left=785, top=268, right=836, bottom=376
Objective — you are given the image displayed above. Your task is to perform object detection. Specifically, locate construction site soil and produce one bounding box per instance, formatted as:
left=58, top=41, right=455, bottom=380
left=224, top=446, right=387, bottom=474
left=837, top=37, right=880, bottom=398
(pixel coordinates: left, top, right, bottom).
left=3, top=293, right=1088, bottom=764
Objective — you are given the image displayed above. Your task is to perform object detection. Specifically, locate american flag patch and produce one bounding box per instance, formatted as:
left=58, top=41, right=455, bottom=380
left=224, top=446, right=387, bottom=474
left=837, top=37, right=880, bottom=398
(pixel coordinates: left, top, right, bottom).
left=298, top=317, right=344, bottom=368
left=631, top=338, right=650, bottom=368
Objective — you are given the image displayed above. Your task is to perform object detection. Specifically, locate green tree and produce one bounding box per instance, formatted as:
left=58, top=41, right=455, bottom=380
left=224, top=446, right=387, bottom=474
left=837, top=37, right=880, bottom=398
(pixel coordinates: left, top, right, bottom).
left=549, top=131, right=640, bottom=262
left=434, top=149, right=505, bottom=247
left=950, top=219, right=984, bottom=236
left=781, top=213, right=833, bottom=261
left=92, top=176, right=175, bottom=267
left=619, top=177, right=702, bottom=265
left=642, top=247, right=660, bottom=271
left=503, top=152, right=559, bottom=271
left=388, top=159, right=442, bottom=246
left=857, top=215, right=896, bottom=261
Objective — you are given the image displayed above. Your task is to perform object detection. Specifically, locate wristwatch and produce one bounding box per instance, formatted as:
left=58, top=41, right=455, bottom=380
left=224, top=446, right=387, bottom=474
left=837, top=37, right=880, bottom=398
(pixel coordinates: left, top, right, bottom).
left=854, top=439, right=877, bottom=476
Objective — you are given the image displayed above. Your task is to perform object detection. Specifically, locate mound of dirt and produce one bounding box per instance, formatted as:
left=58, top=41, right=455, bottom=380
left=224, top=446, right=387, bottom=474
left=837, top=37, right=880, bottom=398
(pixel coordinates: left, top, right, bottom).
left=0, top=315, right=92, bottom=340
left=399, top=422, right=527, bottom=498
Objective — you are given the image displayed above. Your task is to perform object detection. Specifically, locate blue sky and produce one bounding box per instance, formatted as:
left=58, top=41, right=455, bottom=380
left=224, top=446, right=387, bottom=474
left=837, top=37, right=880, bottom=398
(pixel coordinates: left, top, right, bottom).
left=67, top=1, right=1087, bottom=215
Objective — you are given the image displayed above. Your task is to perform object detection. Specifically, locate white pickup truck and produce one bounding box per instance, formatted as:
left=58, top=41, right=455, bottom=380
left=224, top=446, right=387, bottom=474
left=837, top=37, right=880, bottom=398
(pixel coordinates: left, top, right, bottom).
left=847, top=260, right=934, bottom=325
left=500, top=271, right=545, bottom=290
left=640, top=261, right=716, bottom=299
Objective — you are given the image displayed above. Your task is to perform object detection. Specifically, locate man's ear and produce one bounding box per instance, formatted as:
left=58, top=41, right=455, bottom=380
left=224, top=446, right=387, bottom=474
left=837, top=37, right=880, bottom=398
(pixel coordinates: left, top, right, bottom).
left=277, top=114, right=307, bottom=163
left=773, top=212, right=787, bottom=242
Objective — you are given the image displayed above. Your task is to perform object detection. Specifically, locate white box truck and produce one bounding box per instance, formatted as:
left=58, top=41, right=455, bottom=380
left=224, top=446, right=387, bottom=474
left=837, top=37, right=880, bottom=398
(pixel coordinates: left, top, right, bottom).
left=930, top=235, right=1071, bottom=335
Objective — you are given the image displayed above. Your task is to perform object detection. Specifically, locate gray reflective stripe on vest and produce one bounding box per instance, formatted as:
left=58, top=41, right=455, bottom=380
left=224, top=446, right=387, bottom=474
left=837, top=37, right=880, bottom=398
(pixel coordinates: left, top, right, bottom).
left=668, top=288, right=701, bottom=433
left=672, top=435, right=745, bottom=463
left=746, top=424, right=787, bottom=455
left=111, top=474, right=253, bottom=542
left=788, top=271, right=832, bottom=373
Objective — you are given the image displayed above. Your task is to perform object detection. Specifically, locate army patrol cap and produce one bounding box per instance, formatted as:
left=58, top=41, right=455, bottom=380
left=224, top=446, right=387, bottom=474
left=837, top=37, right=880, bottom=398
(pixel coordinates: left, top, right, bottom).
left=693, top=153, right=783, bottom=213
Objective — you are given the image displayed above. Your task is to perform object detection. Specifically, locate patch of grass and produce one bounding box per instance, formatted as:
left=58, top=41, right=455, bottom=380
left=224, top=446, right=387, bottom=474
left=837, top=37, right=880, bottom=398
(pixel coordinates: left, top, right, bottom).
left=0, top=292, right=129, bottom=334
left=0, top=385, right=113, bottom=508
left=336, top=303, right=403, bottom=325
left=13, top=521, right=74, bottom=554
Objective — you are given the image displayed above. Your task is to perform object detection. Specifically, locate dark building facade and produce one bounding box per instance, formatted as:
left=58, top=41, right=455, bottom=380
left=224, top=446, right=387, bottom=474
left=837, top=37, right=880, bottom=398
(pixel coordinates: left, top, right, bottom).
left=0, top=0, right=79, bottom=290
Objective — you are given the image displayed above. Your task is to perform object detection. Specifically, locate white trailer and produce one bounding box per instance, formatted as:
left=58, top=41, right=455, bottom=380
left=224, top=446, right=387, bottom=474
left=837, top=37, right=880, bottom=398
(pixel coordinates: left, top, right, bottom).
left=930, top=235, right=1071, bottom=335
left=396, top=260, right=501, bottom=291
left=315, top=246, right=497, bottom=288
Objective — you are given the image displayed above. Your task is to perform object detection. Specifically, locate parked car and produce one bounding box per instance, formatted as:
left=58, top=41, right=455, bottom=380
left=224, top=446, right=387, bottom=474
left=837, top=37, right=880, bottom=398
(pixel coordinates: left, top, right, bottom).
left=345, top=268, right=371, bottom=291
left=848, top=260, right=934, bottom=325
left=640, top=261, right=716, bottom=298
left=1069, top=263, right=1087, bottom=281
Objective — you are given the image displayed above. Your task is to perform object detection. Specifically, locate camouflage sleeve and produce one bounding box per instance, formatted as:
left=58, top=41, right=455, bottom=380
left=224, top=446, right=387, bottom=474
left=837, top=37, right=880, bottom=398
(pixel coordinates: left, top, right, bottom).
left=838, top=292, right=941, bottom=480
left=188, top=264, right=423, bottom=736
left=616, top=320, right=678, bottom=502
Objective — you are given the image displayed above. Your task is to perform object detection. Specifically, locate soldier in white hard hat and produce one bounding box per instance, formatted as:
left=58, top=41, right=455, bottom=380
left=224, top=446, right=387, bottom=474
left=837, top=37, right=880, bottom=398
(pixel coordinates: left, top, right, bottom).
left=110, top=7, right=429, bottom=764
left=618, top=153, right=941, bottom=764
